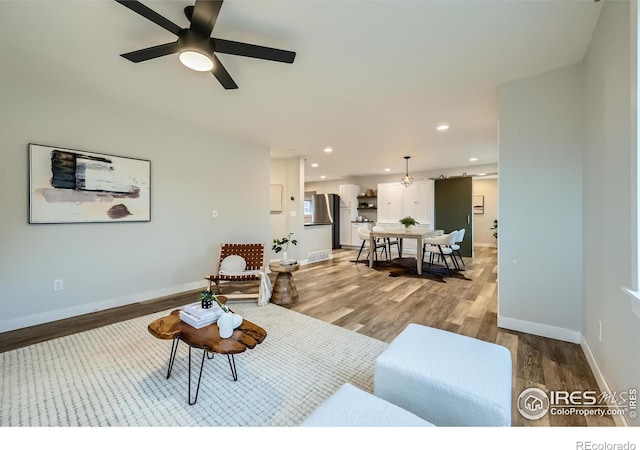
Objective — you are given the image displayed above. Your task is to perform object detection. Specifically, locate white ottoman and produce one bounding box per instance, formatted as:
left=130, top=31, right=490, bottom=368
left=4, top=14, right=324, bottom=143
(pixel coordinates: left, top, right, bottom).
left=374, top=324, right=512, bottom=427
left=300, top=383, right=435, bottom=427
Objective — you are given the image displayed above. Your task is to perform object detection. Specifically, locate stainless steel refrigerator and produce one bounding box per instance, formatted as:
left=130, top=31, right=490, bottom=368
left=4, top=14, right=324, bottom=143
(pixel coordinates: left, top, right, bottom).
left=310, top=193, right=341, bottom=249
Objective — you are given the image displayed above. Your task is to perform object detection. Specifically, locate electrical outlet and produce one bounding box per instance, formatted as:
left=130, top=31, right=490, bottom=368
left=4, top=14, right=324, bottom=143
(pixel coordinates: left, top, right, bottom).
left=212, top=210, right=218, bottom=218
left=598, top=319, right=602, bottom=342
left=53, top=279, right=63, bottom=291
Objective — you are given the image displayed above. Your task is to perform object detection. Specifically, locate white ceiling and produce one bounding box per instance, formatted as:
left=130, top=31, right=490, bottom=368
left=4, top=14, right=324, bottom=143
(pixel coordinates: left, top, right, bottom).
left=0, top=0, right=601, bottom=182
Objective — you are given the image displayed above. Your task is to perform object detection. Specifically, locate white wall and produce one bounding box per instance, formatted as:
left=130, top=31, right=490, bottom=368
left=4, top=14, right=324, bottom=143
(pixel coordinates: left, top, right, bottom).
left=498, top=63, right=584, bottom=342
left=473, top=178, right=498, bottom=247
left=582, top=0, right=639, bottom=426
left=270, top=157, right=305, bottom=262
left=0, top=74, right=270, bottom=332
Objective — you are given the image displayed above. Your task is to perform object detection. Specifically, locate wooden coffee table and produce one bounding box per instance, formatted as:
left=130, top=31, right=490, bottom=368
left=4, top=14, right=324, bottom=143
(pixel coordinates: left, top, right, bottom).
left=148, top=297, right=267, bottom=405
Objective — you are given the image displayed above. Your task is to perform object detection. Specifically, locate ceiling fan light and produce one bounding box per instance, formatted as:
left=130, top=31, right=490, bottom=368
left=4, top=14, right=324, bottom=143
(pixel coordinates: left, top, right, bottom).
left=179, top=50, right=214, bottom=71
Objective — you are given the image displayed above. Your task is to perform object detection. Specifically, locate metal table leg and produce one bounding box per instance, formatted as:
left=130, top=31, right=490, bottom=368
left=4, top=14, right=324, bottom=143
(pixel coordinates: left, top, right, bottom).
left=188, top=346, right=207, bottom=405
left=227, top=354, right=238, bottom=381
left=166, top=337, right=180, bottom=379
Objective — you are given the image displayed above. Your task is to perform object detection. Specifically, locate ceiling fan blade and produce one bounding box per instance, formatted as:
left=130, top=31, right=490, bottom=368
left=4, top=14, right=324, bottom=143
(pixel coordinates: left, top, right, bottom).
left=115, top=0, right=182, bottom=36
left=211, top=54, right=238, bottom=89
left=189, top=0, right=223, bottom=36
left=120, top=41, right=180, bottom=63
left=213, top=38, right=296, bottom=64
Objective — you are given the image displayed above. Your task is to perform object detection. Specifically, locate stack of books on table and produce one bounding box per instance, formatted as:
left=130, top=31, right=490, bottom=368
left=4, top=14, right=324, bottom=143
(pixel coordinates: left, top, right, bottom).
left=179, top=302, right=224, bottom=329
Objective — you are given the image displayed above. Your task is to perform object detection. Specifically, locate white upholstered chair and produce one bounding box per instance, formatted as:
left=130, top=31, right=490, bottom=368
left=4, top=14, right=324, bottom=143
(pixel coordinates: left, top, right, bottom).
left=422, top=232, right=458, bottom=275
left=450, top=228, right=465, bottom=268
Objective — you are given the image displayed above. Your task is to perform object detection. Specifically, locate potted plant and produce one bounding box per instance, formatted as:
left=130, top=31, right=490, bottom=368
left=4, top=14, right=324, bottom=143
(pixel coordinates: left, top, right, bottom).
left=399, top=216, right=418, bottom=230
left=272, top=232, right=298, bottom=261
left=199, top=290, right=229, bottom=312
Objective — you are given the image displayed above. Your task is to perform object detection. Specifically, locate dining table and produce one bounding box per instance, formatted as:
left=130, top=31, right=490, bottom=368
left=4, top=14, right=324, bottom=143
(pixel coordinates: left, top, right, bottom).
left=369, top=228, right=444, bottom=275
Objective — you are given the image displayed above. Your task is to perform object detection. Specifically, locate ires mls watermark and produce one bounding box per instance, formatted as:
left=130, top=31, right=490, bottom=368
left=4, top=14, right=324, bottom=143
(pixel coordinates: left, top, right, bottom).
left=517, top=387, right=637, bottom=420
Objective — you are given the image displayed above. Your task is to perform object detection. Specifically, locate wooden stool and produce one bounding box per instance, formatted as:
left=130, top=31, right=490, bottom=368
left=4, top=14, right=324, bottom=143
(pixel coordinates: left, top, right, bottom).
left=269, top=261, right=300, bottom=306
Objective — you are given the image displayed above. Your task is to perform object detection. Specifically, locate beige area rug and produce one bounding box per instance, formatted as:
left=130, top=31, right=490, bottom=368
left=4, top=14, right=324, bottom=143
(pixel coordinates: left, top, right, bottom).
left=0, top=302, right=388, bottom=426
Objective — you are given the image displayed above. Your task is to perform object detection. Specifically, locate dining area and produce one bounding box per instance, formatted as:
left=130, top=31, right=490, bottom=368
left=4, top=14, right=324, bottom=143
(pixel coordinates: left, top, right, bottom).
left=359, top=226, right=466, bottom=278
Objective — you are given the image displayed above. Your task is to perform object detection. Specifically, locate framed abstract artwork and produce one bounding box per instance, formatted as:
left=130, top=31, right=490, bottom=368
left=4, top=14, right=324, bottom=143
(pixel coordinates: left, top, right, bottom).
left=28, top=143, right=151, bottom=223
left=473, top=195, right=484, bottom=215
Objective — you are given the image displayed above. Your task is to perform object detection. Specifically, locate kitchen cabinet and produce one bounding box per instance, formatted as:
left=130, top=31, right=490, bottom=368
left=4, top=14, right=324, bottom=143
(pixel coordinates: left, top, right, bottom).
left=404, top=180, right=434, bottom=227
left=377, top=183, right=404, bottom=223
left=339, top=184, right=360, bottom=209
left=339, top=184, right=360, bottom=246
left=377, top=181, right=434, bottom=227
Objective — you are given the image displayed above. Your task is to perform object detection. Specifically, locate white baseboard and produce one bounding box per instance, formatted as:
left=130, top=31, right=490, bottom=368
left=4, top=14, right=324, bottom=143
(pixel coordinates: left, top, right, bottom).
left=0, top=280, right=207, bottom=333
left=580, top=336, right=629, bottom=427
left=497, top=316, right=581, bottom=343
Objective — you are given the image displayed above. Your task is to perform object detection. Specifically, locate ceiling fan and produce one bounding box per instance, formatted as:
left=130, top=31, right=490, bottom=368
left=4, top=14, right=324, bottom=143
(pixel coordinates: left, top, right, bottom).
left=115, top=0, right=296, bottom=89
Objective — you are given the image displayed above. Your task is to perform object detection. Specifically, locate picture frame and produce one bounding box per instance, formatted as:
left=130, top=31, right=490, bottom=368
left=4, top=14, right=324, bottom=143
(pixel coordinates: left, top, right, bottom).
left=270, top=184, right=283, bottom=212
left=28, top=143, right=151, bottom=223
left=473, top=195, right=484, bottom=214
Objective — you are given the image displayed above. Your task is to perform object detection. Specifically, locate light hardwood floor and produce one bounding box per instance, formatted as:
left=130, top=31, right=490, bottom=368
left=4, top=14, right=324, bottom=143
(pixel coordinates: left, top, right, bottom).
left=288, top=246, right=615, bottom=427
left=0, top=245, right=615, bottom=426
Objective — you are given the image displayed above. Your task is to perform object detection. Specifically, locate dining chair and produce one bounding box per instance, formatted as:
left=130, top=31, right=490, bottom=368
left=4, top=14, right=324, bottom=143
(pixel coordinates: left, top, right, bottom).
left=373, top=226, right=400, bottom=259
left=422, top=232, right=458, bottom=275
left=356, top=227, right=388, bottom=263
left=450, top=228, right=465, bottom=267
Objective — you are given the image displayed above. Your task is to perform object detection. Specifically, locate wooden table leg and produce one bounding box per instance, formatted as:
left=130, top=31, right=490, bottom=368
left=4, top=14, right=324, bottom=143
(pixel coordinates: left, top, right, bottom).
left=416, top=236, right=423, bottom=275
left=369, top=233, right=375, bottom=268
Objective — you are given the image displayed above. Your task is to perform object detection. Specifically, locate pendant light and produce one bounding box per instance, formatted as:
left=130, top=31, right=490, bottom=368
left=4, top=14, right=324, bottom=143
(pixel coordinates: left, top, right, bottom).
left=401, top=156, right=414, bottom=187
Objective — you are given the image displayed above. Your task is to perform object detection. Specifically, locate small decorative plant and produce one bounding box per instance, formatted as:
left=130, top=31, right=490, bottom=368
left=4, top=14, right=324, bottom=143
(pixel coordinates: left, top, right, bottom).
left=199, top=290, right=229, bottom=312
left=272, top=232, right=298, bottom=254
left=399, top=216, right=418, bottom=229
left=491, top=219, right=498, bottom=239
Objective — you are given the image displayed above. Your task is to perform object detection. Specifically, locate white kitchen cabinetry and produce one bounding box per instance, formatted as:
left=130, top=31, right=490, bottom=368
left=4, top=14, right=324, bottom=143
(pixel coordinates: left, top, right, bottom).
left=339, top=184, right=360, bottom=246
left=377, top=183, right=404, bottom=223
left=339, top=184, right=360, bottom=209
left=403, top=180, right=434, bottom=227
left=377, top=181, right=434, bottom=226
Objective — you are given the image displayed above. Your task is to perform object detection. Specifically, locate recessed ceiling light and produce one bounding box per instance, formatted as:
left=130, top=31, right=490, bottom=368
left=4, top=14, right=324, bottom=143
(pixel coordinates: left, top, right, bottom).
left=311, top=163, right=319, bottom=168
left=320, top=175, right=326, bottom=179
left=323, top=147, right=333, bottom=153
left=478, top=173, right=486, bottom=176
left=469, top=157, right=478, bottom=162
left=436, top=124, right=449, bottom=131
left=384, top=168, right=391, bottom=172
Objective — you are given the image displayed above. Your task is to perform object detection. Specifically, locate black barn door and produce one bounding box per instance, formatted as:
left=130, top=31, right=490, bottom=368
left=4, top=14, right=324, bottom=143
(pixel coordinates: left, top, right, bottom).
left=434, top=177, right=473, bottom=257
